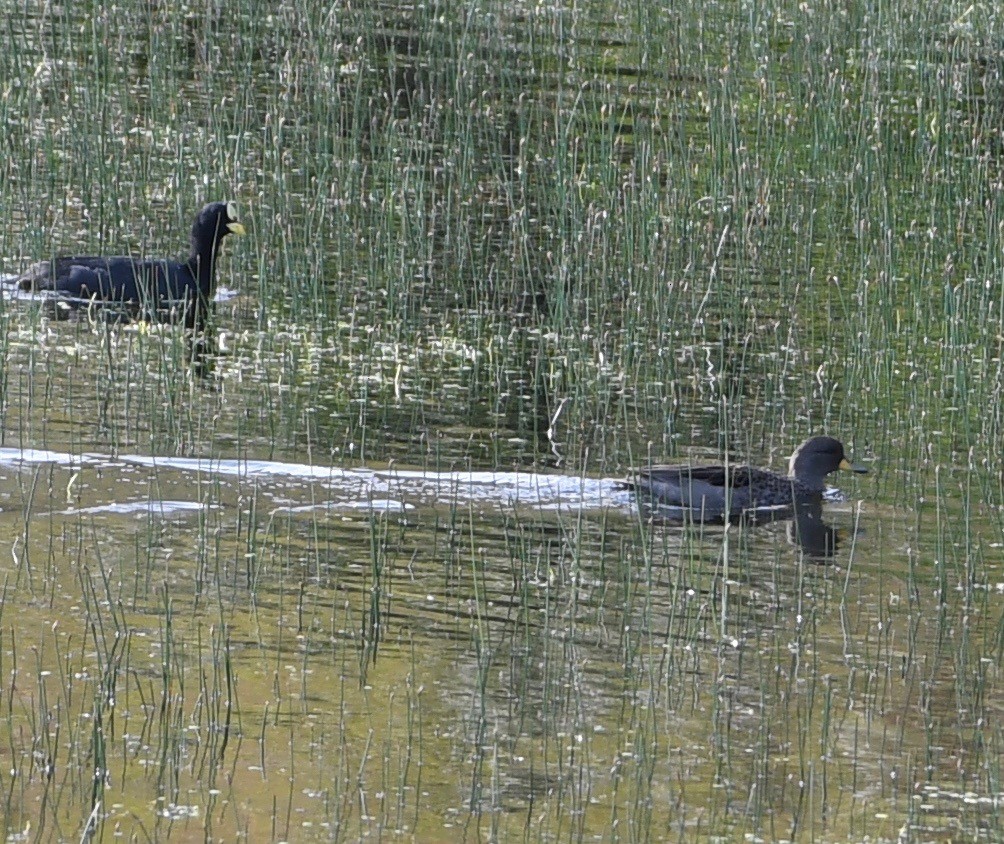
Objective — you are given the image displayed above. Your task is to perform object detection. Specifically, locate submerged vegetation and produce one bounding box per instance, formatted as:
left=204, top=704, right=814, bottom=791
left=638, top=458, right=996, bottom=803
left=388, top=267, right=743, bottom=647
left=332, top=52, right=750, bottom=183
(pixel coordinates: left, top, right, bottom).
left=0, top=0, right=1003, bottom=840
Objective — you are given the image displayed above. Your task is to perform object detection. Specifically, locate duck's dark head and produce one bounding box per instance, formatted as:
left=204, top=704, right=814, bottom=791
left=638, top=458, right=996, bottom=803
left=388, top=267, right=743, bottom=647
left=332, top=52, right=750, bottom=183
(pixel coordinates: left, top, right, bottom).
left=788, top=436, right=868, bottom=490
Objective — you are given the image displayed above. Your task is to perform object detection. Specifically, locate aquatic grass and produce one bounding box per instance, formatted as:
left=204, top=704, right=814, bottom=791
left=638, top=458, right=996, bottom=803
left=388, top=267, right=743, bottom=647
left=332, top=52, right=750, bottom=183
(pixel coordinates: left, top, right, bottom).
left=0, top=304, right=10, bottom=438
left=7, top=0, right=1004, bottom=839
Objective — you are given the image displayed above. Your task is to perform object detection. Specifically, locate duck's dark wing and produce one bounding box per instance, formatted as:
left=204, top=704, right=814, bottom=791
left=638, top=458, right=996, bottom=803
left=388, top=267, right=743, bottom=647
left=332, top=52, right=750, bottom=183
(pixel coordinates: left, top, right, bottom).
left=631, top=464, right=758, bottom=489
left=622, top=464, right=764, bottom=513
left=17, top=256, right=198, bottom=306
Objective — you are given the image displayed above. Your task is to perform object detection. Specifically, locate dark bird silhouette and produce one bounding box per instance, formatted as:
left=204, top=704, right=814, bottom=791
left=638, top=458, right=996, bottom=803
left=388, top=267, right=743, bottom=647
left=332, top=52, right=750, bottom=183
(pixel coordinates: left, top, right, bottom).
left=14, top=201, right=245, bottom=325
left=622, top=435, right=868, bottom=520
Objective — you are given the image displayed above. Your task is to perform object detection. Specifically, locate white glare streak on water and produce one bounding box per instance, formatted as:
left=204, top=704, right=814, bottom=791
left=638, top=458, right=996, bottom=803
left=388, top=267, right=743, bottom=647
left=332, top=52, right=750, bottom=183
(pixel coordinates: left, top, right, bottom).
left=0, top=447, right=630, bottom=514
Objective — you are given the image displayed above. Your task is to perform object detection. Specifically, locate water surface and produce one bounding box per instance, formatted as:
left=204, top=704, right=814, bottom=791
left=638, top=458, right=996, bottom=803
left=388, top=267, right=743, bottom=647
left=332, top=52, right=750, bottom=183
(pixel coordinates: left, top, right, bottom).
left=1, top=0, right=1002, bottom=840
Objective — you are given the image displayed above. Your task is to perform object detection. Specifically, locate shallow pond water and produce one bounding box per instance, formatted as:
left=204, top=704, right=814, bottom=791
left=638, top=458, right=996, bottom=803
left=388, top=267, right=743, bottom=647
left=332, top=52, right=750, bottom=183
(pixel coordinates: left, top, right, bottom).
left=2, top=0, right=1004, bottom=841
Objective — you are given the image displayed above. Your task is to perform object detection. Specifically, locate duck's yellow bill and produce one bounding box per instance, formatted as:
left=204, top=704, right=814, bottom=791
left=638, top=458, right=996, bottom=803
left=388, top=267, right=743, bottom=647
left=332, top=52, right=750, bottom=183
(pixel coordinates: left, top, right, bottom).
left=839, top=457, right=869, bottom=474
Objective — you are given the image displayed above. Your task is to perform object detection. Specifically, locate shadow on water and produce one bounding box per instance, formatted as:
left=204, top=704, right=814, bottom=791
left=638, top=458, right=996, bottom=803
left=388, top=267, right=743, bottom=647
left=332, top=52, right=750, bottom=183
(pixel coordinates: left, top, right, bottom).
left=637, top=496, right=854, bottom=560
left=2, top=281, right=242, bottom=379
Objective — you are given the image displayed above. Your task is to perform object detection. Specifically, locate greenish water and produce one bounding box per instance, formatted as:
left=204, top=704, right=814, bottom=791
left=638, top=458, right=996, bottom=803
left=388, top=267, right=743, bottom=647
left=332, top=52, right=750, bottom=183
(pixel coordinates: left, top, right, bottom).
left=1, top=0, right=1004, bottom=840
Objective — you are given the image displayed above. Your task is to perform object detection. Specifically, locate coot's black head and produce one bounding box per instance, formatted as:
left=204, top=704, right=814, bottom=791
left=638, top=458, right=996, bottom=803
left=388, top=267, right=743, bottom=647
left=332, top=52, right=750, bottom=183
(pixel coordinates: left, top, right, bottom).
left=190, top=201, right=246, bottom=257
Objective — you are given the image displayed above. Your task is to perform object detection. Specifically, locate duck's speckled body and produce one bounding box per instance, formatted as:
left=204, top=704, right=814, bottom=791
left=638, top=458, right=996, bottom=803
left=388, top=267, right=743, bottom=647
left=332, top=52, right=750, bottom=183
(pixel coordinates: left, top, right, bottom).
left=623, top=436, right=867, bottom=519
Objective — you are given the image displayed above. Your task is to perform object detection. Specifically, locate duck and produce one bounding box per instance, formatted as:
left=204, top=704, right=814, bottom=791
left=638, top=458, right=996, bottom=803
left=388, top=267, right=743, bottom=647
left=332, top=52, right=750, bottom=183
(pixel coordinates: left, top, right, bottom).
left=13, top=201, right=245, bottom=323
left=622, top=435, right=867, bottom=519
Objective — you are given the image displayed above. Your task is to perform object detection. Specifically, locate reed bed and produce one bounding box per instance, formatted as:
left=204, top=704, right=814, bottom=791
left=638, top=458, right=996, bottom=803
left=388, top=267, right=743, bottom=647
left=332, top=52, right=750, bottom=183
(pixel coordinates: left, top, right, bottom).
left=0, top=0, right=1003, bottom=840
